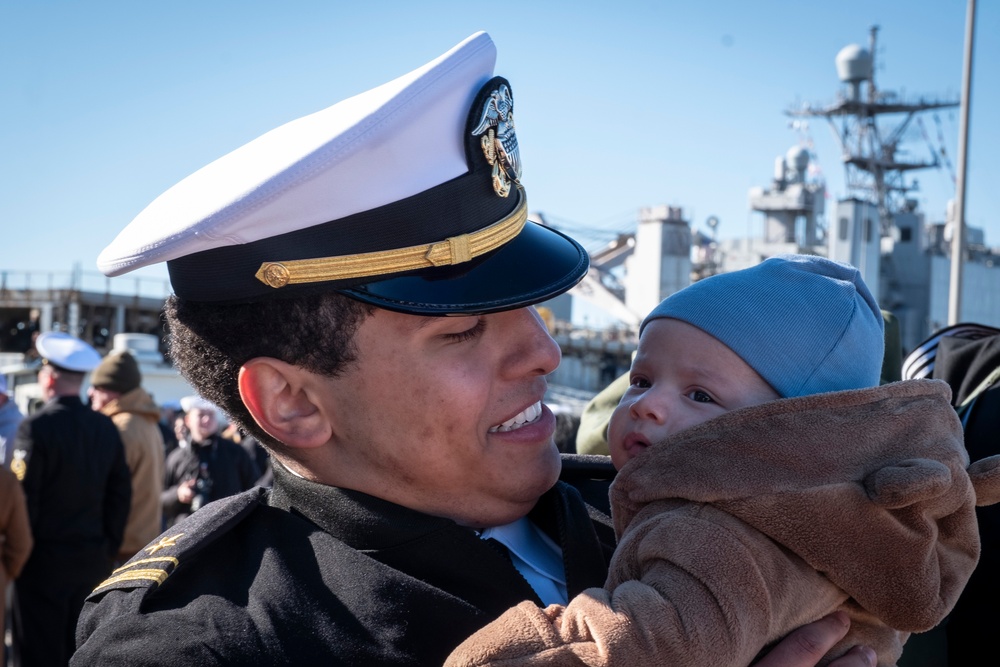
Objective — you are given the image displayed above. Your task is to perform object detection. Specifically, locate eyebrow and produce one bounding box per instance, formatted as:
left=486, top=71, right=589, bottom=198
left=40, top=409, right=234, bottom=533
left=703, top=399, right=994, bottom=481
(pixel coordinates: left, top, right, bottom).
left=688, top=364, right=725, bottom=383
left=670, top=360, right=730, bottom=389
left=411, top=314, right=476, bottom=331
left=412, top=316, right=447, bottom=331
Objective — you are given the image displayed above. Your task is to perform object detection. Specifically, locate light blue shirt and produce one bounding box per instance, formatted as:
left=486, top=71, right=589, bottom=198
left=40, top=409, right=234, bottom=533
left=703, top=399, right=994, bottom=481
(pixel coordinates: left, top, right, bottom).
left=480, top=517, right=568, bottom=605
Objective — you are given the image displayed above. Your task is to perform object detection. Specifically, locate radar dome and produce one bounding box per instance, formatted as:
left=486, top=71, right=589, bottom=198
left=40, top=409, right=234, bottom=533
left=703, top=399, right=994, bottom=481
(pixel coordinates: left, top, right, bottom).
left=786, top=146, right=810, bottom=172
left=836, top=44, right=872, bottom=83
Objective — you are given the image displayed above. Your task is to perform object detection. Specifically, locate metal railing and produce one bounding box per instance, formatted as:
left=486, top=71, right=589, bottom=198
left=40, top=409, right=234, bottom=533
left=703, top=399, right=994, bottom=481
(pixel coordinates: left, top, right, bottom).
left=0, top=268, right=171, bottom=300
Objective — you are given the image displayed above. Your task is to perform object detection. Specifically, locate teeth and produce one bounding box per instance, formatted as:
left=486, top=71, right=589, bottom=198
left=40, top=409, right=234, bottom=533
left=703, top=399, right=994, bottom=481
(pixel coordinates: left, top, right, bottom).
left=489, top=401, right=543, bottom=433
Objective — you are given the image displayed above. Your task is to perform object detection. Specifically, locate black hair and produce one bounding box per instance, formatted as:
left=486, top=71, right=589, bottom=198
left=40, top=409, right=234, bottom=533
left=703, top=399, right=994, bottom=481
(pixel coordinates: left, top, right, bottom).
left=164, top=293, right=373, bottom=452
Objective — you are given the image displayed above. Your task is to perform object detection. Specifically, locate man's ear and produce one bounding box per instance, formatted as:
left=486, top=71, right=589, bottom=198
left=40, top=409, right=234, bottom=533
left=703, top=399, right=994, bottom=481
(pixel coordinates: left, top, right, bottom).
left=238, top=358, right=332, bottom=449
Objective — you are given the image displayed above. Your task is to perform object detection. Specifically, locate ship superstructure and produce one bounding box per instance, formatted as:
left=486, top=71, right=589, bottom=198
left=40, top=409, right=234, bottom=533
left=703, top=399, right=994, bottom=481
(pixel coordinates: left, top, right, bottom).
left=561, top=27, right=999, bottom=359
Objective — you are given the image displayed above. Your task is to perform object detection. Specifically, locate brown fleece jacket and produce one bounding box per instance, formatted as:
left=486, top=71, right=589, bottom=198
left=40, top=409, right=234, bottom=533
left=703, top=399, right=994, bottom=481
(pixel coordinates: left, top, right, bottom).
left=447, top=380, right=1000, bottom=667
left=100, top=387, right=165, bottom=560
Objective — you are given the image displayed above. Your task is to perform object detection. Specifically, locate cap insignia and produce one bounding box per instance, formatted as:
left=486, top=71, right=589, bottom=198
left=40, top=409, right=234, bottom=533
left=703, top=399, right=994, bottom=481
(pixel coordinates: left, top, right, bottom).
left=471, top=83, right=520, bottom=197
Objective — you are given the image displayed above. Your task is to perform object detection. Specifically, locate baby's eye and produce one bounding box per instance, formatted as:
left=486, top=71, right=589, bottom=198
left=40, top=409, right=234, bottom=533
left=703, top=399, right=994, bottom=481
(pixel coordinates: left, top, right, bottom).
left=686, top=390, right=714, bottom=404
left=629, top=376, right=651, bottom=389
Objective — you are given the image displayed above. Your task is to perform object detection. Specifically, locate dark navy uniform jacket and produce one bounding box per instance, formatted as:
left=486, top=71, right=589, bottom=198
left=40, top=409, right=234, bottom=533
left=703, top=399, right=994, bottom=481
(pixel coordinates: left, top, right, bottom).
left=73, top=456, right=616, bottom=666
left=14, top=395, right=131, bottom=556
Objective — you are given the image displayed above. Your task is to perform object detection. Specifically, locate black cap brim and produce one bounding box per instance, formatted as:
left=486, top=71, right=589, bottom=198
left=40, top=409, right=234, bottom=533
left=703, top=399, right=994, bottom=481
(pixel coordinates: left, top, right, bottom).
left=341, top=222, right=589, bottom=315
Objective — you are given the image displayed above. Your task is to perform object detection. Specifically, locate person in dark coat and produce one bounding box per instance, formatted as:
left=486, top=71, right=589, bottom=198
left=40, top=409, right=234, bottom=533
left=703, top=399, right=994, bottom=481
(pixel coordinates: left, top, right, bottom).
left=221, top=422, right=273, bottom=488
left=161, top=396, right=258, bottom=527
left=11, top=332, right=131, bottom=667
left=899, top=323, right=1000, bottom=666
left=157, top=407, right=180, bottom=460
left=72, top=33, right=873, bottom=667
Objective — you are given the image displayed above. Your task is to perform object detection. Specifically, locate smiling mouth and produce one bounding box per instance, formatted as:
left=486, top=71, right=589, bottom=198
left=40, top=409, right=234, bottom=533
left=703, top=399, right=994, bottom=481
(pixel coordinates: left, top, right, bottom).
left=489, top=401, right=543, bottom=433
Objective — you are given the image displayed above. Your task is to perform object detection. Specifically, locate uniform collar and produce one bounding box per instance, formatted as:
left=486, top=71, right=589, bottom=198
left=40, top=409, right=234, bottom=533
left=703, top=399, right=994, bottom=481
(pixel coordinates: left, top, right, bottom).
left=267, top=459, right=458, bottom=549
left=267, top=458, right=610, bottom=602
left=480, top=517, right=567, bottom=605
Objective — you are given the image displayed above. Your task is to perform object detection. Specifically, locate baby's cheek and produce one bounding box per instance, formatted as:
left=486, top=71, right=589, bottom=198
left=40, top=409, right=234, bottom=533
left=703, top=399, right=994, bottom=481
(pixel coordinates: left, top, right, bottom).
left=607, top=407, right=629, bottom=467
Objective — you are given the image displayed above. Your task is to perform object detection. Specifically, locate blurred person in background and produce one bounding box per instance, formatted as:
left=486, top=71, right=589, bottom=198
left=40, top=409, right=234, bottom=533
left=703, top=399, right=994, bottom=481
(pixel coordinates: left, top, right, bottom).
left=0, top=376, right=23, bottom=469
left=158, top=404, right=180, bottom=459
left=89, top=349, right=166, bottom=562
left=161, top=396, right=258, bottom=527
left=0, top=439, right=32, bottom=666
left=11, top=332, right=130, bottom=667
left=221, top=422, right=272, bottom=488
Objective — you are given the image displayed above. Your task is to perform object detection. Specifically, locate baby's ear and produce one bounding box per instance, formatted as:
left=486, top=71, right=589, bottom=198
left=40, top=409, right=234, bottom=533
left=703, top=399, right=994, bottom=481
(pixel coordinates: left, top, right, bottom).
left=967, top=455, right=1000, bottom=507
left=863, top=459, right=952, bottom=509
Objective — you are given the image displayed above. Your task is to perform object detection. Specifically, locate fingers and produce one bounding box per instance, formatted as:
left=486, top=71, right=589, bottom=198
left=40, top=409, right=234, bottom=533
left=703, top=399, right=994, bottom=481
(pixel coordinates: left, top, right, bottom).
left=828, top=645, right=878, bottom=667
left=753, top=612, right=875, bottom=667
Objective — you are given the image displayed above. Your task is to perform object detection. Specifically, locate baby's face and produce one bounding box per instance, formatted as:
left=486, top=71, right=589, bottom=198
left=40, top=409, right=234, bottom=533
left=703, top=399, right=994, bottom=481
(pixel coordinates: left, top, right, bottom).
left=608, top=318, right=780, bottom=469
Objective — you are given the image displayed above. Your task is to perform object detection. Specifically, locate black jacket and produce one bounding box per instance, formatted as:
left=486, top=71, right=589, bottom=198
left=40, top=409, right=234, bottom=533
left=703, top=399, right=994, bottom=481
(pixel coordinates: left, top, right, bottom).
left=931, top=333, right=1000, bottom=665
left=73, top=456, right=615, bottom=666
left=161, top=434, right=260, bottom=526
left=14, top=395, right=131, bottom=556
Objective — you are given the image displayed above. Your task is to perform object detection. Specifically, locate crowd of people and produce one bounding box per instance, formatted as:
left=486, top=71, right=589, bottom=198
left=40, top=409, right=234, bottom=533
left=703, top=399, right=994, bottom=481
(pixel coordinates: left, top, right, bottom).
left=0, top=334, right=268, bottom=666
left=0, top=28, right=997, bottom=667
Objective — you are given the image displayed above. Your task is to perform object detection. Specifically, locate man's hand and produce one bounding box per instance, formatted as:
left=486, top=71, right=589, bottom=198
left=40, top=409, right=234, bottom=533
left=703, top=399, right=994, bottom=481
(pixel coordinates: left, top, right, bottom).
left=754, top=612, right=876, bottom=667
left=177, top=478, right=196, bottom=505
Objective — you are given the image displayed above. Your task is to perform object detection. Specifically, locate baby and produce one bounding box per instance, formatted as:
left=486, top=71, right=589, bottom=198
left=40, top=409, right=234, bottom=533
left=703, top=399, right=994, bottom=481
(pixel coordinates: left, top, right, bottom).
left=448, top=254, right=1000, bottom=667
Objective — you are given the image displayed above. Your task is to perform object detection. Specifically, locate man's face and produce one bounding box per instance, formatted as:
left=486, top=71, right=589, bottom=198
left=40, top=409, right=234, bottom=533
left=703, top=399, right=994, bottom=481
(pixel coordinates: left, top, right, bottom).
left=87, top=386, right=118, bottom=412
left=185, top=407, right=219, bottom=443
left=608, top=318, right=780, bottom=469
left=37, top=364, right=57, bottom=397
left=315, top=306, right=562, bottom=529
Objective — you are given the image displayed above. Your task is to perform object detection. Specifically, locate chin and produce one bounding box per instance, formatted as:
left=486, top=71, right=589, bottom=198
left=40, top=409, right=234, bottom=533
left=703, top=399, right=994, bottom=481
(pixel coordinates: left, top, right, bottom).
left=519, top=447, right=563, bottom=498
left=460, top=498, right=544, bottom=530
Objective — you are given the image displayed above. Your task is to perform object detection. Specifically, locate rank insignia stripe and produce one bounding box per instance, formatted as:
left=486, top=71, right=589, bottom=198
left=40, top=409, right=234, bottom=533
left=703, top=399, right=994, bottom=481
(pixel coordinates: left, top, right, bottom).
left=92, top=557, right=180, bottom=593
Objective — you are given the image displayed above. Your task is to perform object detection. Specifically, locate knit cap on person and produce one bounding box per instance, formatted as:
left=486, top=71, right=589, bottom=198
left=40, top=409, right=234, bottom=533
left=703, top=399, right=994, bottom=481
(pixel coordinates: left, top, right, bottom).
left=640, top=254, right=885, bottom=398
left=91, top=350, right=142, bottom=394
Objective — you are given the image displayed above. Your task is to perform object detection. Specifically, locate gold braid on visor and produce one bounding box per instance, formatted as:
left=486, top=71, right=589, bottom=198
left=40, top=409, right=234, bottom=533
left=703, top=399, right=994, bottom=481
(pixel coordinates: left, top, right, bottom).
left=255, top=188, right=528, bottom=289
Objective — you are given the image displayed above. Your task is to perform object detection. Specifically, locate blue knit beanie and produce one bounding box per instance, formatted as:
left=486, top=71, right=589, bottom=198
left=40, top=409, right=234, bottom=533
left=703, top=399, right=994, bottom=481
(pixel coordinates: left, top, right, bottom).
left=640, top=254, right=885, bottom=398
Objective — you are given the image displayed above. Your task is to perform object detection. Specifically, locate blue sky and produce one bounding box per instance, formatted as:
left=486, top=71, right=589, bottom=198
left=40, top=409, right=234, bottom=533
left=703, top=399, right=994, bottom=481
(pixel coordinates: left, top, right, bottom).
left=2, top=1, right=996, bottom=300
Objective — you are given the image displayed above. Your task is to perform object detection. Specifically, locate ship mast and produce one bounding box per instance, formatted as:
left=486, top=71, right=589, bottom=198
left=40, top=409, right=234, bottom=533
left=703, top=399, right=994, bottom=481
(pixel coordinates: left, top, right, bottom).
left=787, top=26, right=959, bottom=235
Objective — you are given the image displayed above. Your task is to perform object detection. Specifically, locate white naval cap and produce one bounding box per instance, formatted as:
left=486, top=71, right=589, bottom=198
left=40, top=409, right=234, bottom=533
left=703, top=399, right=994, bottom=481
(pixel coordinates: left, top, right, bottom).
left=179, top=395, right=219, bottom=414
left=35, top=332, right=102, bottom=373
left=96, top=31, right=588, bottom=313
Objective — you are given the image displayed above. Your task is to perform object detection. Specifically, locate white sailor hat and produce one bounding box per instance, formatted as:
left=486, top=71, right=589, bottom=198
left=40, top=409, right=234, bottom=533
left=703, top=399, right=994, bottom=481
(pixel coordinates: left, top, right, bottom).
left=35, top=332, right=102, bottom=373
left=97, top=32, right=588, bottom=313
left=179, top=395, right=219, bottom=414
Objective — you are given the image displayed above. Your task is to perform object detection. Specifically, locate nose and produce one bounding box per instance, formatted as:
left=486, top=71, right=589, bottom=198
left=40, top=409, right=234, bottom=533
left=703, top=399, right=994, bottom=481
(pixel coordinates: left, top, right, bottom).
left=629, top=389, right=666, bottom=424
left=500, top=307, right=561, bottom=377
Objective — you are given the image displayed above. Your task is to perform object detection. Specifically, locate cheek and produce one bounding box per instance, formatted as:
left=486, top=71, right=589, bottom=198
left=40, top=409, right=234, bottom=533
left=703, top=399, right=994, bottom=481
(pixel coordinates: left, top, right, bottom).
left=606, top=409, right=629, bottom=468
left=608, top=402, right=629, bottom=437
left=604, top=410, right=623, bottom=459
left=367, top=365, right=485, bottom=449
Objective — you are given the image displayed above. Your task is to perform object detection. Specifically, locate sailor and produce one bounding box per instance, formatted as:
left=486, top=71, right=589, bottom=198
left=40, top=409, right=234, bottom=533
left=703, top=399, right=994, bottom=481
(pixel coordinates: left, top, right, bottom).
left=11, top=332, right=131, bottom=667
left=72, top=32, right=871, bottom=667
